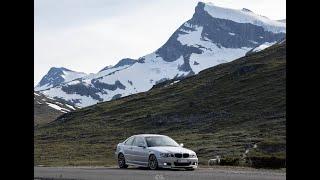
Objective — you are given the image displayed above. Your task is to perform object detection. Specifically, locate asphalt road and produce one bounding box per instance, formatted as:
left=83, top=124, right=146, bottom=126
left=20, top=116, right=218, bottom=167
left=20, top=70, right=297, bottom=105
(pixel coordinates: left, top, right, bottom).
left=34, top=166, right=286, bottom=180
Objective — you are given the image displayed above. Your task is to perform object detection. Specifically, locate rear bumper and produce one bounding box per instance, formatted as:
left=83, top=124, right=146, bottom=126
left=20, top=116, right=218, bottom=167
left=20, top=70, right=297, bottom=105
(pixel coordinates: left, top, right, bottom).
left=157, top=157, right=198, bottom=169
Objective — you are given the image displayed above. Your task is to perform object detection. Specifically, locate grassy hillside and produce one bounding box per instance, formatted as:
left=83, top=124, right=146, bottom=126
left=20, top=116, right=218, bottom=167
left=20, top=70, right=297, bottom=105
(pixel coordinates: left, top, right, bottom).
left=35, top=42, right=286, bottom=168
left=34, top=92, right=78, bottom=126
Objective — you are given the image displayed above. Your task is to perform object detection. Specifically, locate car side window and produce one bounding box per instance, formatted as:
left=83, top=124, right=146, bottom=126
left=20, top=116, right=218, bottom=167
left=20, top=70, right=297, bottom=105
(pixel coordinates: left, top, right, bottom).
left=124, top=136, right=135, bottom=145
left=132, top=137, right=145, bottom=147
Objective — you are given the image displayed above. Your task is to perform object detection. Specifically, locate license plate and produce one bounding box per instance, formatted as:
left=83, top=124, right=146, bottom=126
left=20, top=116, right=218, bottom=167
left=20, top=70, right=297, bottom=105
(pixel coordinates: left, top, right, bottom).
left=178, top=159, right=188, bottom=163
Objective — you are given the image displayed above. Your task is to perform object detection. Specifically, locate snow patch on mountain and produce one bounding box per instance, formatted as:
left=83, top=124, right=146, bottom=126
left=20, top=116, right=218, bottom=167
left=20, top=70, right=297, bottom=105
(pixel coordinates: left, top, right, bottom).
left=65, top=104, right=76, bottom=110
left=203, top=3, right=286, bottom=33
left=46, top=102, right=70, bottom=113
left=177, top=24, right=203, bottom=46
left=251, top=41, right=277, bottom=52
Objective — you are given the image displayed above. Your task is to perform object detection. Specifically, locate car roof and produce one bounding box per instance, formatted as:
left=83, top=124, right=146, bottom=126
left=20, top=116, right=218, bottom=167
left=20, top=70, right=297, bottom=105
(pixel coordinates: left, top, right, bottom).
left=134, top=134, right=166, bottom=137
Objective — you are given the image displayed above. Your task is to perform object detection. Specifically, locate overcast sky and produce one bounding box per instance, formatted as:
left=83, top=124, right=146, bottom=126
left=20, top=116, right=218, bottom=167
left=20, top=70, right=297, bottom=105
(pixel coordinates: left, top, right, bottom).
left=34, top=0, right=286, bottom=85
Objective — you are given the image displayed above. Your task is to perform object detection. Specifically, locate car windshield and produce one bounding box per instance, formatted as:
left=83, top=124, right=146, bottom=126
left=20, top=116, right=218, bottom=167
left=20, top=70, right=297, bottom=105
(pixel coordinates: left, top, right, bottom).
left=145, top=136, right=179, bottom=147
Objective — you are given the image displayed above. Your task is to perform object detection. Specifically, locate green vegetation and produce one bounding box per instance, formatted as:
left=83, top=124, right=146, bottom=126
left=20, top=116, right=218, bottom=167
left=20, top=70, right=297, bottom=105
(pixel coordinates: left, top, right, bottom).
left=35, top=42, right=286, bottom=168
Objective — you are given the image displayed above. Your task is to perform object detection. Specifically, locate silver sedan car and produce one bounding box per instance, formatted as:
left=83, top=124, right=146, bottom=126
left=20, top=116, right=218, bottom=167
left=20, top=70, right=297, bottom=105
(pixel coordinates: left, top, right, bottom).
left=115, top=134, right=198, bottom=170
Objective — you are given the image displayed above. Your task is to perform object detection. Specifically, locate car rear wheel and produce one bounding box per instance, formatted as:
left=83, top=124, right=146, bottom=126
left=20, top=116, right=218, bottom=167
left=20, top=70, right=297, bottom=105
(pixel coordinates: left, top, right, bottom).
left=148, top=155, right=158, bottom=170
left=118, top=153, right=128, bottom=168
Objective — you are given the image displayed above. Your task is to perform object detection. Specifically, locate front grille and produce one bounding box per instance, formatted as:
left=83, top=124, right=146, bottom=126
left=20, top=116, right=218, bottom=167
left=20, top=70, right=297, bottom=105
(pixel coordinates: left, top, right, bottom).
left=174, top=153, right=182, bottom=158
left=175, top=153, right=190, bottom=158
left=174, top=162, right=191, bottom=166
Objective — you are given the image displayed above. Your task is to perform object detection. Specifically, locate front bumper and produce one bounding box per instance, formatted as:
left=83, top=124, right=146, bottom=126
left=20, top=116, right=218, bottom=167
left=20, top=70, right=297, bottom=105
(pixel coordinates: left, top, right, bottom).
left=157, top=157, right=198, bottom=169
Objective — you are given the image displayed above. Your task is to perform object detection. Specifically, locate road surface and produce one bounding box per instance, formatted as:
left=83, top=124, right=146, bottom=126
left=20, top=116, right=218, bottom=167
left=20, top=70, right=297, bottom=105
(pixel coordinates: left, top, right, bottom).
left=34, top=166, right=286, bottom=180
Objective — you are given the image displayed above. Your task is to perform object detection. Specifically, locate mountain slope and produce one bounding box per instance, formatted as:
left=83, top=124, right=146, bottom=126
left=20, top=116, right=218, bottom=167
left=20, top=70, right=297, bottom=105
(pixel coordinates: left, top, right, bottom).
left=35, top=41, right=286, bottom=167
left=36, top=2, right=285, bottom=108
left=34, top=92, right=78, bottom=126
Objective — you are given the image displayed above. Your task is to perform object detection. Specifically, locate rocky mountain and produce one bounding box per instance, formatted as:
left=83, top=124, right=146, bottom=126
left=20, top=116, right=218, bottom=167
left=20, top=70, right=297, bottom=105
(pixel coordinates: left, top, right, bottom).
left=35, top=67, right=87, bottom=91
left=34, top=92, right=78, bottom=126
left=35, top=2, right=286, bottom=108
left=35, top=41, right=286, bottom=168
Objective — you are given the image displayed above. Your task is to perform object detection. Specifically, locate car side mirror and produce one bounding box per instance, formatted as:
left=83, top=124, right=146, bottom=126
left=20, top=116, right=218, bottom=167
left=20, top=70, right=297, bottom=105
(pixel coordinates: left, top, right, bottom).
left=180, top=143, right=184, bottom=147
left=138, top=144, right=146, bottom=148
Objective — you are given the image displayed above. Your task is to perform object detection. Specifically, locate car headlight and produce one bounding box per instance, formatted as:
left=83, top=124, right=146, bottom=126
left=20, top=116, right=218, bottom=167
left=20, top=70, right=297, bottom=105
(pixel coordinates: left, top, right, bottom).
left=160, top=153, right=174, bottom=158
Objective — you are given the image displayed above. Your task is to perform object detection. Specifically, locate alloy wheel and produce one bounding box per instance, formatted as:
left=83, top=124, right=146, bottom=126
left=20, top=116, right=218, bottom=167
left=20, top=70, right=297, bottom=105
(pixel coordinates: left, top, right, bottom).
left=148, top=155, right=158, bottom=170
left=118, top=153, right=127, bottom=168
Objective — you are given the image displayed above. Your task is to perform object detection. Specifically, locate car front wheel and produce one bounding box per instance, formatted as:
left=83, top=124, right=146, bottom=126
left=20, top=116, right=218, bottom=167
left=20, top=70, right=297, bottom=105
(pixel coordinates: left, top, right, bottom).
left=118, top=153, right=128, bottom=168
left=148, top=154, right=158, bottom=170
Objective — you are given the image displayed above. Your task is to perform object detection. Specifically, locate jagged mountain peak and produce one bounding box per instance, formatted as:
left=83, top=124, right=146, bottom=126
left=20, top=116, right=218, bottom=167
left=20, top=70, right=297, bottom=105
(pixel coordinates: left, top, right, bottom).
left=194, top=1, right=285, bottom=33
left=42, top=67, right=73, bottom=78
left=35, top=67, right=87, bottom=91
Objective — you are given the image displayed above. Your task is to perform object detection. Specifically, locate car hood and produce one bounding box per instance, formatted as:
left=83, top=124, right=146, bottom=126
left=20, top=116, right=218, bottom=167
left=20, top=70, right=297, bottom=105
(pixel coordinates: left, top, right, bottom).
left=148, top=146, right=195, bottom=154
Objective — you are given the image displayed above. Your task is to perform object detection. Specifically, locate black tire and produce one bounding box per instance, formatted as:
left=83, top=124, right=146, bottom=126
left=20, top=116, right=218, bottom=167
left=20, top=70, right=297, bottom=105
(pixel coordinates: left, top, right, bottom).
left=118, top=153, right=128, bottom=168
left=148, top=154, right=158, bottom=170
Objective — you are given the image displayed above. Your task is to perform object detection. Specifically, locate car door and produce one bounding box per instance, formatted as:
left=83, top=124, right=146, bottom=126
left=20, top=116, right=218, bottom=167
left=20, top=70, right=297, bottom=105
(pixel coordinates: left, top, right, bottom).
left=122, top=136, right=135, bottom=163
left=131, top=136, right=149, bottom=165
